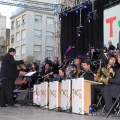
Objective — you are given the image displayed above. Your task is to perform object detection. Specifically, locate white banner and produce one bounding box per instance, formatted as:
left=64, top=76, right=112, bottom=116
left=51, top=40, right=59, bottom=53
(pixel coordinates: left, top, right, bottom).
left=72, top=78, right=84, bottom=114
left=61, top=80, right=71, bottom=110
left=33, top=84, right=41, bottom=105
left=49, top=81, right=60, bottom=109
left=104, top=4, right=120, bottom=48
left=40, top=82, right=48, bottom=107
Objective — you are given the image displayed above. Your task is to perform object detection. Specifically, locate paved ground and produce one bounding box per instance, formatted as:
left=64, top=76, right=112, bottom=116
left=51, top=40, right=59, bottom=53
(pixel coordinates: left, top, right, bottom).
left=0, top=106, right=120, bottom=120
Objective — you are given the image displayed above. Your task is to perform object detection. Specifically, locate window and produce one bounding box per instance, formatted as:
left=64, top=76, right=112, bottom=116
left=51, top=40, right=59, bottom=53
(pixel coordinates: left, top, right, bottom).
left=47, top=17, right=54, bottom=24
left=11, top=21, right=15, bottom=29
left=46, top=47, right=53, bottom=55
left=15, top=47, right=20, bottom=56
left=16, top=32, right=20, bottom=41
left=21, top=45, right=25, bottom=54
left=46, top=32, right=54, bottom=39
left=16, top=18, right=20, bottom=27
left=22, top=15, right=26, bottom=24
left=34, top=30, right=42, bottom=38
left=11, top=35, right=14, bottom=43
left=34, top=45, right=41, bottom=51
left=34, top=15, right=42, bottom=23
left=22, top=29, right=26, bottom=39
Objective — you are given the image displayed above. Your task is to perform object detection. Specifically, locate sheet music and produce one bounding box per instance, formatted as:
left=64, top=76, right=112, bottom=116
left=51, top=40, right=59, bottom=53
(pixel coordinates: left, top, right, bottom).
left=25, top=71, right=37, bottom=77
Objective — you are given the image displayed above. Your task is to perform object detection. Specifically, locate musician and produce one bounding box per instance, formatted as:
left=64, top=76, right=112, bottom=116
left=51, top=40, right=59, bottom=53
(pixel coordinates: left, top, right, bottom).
left=101, top=54, right=120, bottom=113
left=52, top=57, right=59, bottom=74
left=80, top=60, right=94, bottom=81
left=40, top=63, right=53, bottom=82
left=54, top=68, right=66, bottom=82
left=88, top=47, right=96, bottom=61
left=31, top=62, right=39, bottom=72
left=91, top=55, right=117, bottom=110
left=0, top=48, right=28, bottom=107
left=20, top=64, right=30, bottom=73
left=61, top=55, right=70, bottom=69
left=71, top=64, right=78, bottom=78
left=94, top=55, right=117, bottom=81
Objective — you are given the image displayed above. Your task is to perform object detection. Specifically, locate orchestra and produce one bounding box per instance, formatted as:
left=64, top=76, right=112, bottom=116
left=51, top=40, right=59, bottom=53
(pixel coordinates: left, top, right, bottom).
left=0, top=46, right=120, bottom=116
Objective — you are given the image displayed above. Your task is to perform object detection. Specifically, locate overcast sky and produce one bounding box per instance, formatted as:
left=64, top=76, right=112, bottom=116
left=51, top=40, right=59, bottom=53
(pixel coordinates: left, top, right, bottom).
left=0, top=1, right=57, bottom=29
left=0, top=5, right=17, bottom=28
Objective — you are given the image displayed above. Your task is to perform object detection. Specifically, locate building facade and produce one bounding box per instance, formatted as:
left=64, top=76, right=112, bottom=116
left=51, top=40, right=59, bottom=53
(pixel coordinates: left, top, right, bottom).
left=10, top=8, right=59, bottom=62
left=0, top=13, right=6, bottom=61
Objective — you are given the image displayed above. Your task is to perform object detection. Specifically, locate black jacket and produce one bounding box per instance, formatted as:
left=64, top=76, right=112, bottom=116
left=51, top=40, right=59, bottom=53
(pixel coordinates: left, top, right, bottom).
left=108, top=45, right=115, bottom=51
left=108, top=67, right=120, bottom=85
left=0, top=53, right=24, bottom=80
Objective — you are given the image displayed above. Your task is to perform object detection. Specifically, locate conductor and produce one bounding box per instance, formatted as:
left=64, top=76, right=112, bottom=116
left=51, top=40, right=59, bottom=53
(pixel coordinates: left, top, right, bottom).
left=0, top=48, right=28, bottom=107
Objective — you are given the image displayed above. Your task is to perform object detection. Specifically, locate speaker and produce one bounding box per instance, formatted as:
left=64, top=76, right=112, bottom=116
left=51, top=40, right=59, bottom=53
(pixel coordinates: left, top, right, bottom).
left=16, top=90, right=33, bottom=105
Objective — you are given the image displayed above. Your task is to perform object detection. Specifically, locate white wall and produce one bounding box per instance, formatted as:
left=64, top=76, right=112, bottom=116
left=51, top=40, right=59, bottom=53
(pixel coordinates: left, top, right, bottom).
left=104, top=4, right=120, bottom=48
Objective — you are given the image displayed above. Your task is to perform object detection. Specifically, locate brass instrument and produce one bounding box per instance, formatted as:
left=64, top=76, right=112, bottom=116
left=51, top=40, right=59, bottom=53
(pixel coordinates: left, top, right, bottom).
left=99, top=68, right=111, bottom=85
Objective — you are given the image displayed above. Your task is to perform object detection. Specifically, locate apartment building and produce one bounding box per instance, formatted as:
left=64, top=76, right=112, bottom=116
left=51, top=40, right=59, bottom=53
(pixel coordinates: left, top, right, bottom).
left=0, top=13, right=6, bottom=61
left=10, top=8, right=58, bottom=62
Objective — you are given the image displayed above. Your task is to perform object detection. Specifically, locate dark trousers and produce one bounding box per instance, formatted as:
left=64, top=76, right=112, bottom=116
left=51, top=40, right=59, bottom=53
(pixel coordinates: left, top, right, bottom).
left=0, top=78, right=14, bottom=106
left=91, top=84, right=104, bottom=105
left=101, top=85, right=120, bottom=110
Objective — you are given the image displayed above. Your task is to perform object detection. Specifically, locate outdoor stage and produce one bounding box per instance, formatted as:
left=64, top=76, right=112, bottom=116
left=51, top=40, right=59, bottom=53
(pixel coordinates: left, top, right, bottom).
left=0, top=106, right=119, bottom=120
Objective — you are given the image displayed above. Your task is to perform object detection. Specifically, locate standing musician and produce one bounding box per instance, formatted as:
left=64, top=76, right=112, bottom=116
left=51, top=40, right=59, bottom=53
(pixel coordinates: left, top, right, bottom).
left=101, top=54, right=120, bottom=113
left=0, top=48, right=28, bottom=107
left=52, top=57, right=59, bottom=74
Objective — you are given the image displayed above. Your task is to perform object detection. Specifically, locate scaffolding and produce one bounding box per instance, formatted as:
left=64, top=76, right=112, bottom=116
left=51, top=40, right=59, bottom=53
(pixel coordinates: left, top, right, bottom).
left=0, top=0, right=57, bottom=11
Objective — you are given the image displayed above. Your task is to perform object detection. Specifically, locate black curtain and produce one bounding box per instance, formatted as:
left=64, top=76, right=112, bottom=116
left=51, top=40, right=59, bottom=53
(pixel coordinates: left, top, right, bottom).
left=60, top=0, right=104, bottom=59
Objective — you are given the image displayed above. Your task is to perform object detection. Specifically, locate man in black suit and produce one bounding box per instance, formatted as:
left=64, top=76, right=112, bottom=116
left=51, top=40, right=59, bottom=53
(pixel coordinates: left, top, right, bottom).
left=101, top=54, right=120, bottom=112
left=0, top=48, right=27, bottom=107
left=108, top=40, right=115, bottom=51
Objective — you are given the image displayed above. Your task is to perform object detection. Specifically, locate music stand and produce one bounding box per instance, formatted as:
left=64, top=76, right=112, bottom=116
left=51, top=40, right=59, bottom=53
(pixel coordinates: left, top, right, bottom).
left=24, top=71, right=37, bottom=107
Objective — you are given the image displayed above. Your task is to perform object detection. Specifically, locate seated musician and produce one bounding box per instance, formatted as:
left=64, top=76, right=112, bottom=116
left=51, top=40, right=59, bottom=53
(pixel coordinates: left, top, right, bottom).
left=71, top=64, right=78, bottom=78
left=40, top=63, right=53, bottom=82
left=101, top=54, right=120, bottom=113
left=92, top=55, right=117, bottom=110
left=31, top=62, right=39, bottom=72
left=80, top=60, right=94, bottom=81
left=94, top=55, right=117, bottom=82
left=20, top=64, right=30, bottom=72
left=54, top=68, right=66, bottom=82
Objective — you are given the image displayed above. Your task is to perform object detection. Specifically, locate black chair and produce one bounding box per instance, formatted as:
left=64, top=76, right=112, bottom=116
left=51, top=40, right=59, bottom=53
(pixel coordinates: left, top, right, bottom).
left=106, top=94, right=120, bottom=118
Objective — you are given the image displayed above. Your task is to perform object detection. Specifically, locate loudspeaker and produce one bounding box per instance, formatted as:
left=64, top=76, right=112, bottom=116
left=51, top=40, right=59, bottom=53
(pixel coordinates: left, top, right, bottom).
left=16, top=90, right=33, bottom=105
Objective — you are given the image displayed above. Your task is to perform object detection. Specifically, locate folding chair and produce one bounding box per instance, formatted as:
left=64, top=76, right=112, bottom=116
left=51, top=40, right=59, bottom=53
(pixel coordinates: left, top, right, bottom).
left=106, top=94, right=120, bottom=118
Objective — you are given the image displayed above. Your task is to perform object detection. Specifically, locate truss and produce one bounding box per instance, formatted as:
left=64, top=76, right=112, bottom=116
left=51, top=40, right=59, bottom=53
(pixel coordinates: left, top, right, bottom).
left=0, top=0, right=58, bottom=11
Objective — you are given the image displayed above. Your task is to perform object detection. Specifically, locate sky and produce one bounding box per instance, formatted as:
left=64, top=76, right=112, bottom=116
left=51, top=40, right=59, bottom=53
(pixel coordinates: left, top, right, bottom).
left=0, top=1, right=57, bottom=29
left=0, top=5, right=17, bottom=28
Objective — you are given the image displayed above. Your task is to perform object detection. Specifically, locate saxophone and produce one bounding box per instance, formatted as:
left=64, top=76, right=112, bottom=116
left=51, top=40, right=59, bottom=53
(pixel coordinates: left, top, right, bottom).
left=99, top=68, right=111, bottom=85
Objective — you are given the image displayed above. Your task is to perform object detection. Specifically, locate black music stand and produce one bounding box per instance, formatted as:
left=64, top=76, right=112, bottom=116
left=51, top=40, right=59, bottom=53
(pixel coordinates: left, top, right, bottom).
left=24, top=71, right=37, bottom=107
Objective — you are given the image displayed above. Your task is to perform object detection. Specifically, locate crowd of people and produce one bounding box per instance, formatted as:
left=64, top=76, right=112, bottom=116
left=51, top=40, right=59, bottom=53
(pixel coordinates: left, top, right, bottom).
left=0, top=40, right=120, bottom=115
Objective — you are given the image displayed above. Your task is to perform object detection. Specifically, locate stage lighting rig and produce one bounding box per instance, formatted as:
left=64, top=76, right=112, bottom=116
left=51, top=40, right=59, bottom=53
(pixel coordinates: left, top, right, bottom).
left=93, top=10, right=98, bottom=20
left=77, top=26, right=83, bottom=37
left=87, top=12, right=92, bottom=22
left=87, top=10, right=98, bottom=22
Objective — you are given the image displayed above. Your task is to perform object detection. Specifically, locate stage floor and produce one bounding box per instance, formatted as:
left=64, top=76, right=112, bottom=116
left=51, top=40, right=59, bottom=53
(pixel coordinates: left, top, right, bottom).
left=0, top=106, right=120, bottom=120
